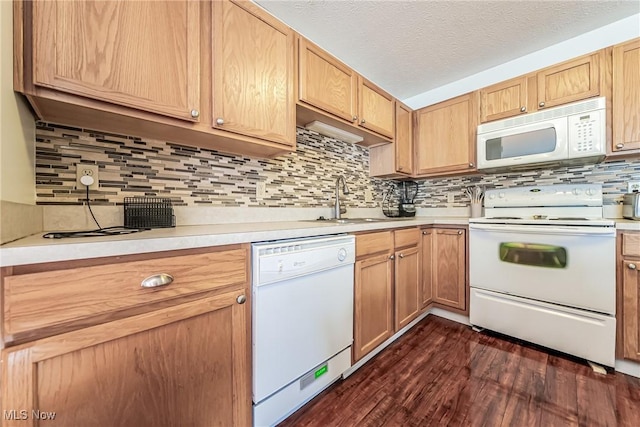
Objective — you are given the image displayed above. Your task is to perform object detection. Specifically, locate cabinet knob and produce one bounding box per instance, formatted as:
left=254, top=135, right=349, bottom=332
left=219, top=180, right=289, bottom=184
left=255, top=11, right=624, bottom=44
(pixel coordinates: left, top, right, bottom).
left=539, top=101, right=545, bottom=108
left=236, top=295, right=247, bottom=304
left=520, top=106, right=526, bottom=112
left=360, top=119, right=366, bottom=124
left=469, top=162, right=475, bottom=168
left=352, top=115, right=358, bottom=122
left=389, top=255, right=395, bottom=260
left=616, top=143, right=624, bottom=149
left=629, top=263, right=637, bottom=270
left=422, top=231, right=430, bottom=235
left=216, top=118, right=225, bottom=126
left=141, top=273, right=174, bottom=288
left=399, top=253, right=405, bottom=258
left=457, top=230, right=463, bottom=235
left=190, top=109, right=200, bottom=118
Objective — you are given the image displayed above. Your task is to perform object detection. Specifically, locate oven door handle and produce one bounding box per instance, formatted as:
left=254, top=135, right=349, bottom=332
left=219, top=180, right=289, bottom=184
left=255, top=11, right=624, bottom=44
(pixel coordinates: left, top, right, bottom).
left=469, top=223, right=616, bottom=236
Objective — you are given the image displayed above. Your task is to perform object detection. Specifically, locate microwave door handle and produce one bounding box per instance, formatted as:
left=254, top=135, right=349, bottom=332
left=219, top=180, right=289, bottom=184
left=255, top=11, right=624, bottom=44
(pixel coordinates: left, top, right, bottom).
left=469, top=223, right=615, bottom=237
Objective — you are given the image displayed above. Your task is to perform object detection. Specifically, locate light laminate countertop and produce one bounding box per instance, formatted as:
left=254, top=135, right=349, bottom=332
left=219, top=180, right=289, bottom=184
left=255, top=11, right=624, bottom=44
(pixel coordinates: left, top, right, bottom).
left=2, top=217, right=637, bottom=267
left=0, top=217, right=468, bottom=267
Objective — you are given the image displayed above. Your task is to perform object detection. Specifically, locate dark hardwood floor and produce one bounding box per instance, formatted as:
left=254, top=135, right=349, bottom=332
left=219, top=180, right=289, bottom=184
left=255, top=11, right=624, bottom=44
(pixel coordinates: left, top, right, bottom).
left=278, top=316, right=640, bottom=427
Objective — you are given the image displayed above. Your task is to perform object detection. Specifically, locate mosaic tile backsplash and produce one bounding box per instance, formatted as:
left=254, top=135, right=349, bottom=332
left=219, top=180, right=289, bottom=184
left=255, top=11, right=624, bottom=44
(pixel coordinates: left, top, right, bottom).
left=35, top=123, right=390, bottom=207
left=35, top=122, right=639, bottom=208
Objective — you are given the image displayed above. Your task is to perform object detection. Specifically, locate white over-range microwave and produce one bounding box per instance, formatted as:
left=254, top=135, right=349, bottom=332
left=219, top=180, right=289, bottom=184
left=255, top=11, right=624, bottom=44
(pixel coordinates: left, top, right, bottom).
left=477, top=97, right=606, bottom=172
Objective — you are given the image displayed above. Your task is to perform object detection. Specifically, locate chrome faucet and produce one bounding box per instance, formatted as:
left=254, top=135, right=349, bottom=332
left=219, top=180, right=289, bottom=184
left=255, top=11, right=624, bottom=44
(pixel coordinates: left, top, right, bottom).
left=334, top=175, right=350, bottom=219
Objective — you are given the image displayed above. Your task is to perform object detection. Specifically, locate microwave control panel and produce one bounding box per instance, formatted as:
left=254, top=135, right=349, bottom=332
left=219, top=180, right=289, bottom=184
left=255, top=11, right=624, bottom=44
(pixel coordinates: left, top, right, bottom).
left=567, top=109, right=605, bottom=157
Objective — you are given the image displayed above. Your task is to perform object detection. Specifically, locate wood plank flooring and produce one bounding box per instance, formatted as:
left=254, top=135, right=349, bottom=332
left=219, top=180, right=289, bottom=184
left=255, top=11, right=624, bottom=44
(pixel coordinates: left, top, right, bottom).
left=278, top=316, right=640, bottom=427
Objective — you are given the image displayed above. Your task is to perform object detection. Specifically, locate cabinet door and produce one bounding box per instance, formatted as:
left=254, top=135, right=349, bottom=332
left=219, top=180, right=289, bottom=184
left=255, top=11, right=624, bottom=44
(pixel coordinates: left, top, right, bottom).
left=420, top=229, right=434, bottom=308
left=354, top=253, right=394, bottom=362
left=213, top=0, right=295, bottom=146
left=357, top=77, right=395, bottom=139
left=2, top=291, right=251, bottom=427
left=298, top=38, right=357, bottom=123
left=433, top=229, right=466, bottom=310
left=395, top=245, right=421, bottom=331
left=415, top=93, right=477, bottom=176
left=395, top=102, right=413, bottom=174
left=32, top=0, right=200, bottom=122
left=367, top=102, right=412, bottom=177
left=537, top=51, right=602, bottom=110
left=613, top=39, right=640, bottom=152
left=479, top=76, right=529, bottom=122
left=622, top=260, right=640, bottom=361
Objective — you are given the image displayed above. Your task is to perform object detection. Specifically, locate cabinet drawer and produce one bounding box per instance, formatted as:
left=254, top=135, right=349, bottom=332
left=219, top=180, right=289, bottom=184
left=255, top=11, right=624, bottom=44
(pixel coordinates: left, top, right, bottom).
left=3, top=248, right=248, bottom=337
left=356, top=231, right=393, bottom=257
left=394, top=228, right=420, bottom=248
left=622, top=233, right=640, bottom=257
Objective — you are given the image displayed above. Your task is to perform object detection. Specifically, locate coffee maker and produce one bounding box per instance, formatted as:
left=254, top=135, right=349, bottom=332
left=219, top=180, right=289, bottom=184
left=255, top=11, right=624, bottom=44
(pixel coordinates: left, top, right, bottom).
left=399, top=181, right=418, bottom=217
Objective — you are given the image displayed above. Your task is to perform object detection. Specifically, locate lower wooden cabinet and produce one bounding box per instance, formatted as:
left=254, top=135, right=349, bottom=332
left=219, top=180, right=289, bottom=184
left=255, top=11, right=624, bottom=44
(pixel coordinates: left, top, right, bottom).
left=394, top=229, right=421, bottom=330
left=619, top=231, right=640, bottom=362
left=420, top=229, right=434, bottom=308
left=1, top=245, right=251, bottom=427
left=354, top=252, right=394, bottom=362
left=422, top=227, right=468, bottom=312
left=353, top=228, right=421, bottom=362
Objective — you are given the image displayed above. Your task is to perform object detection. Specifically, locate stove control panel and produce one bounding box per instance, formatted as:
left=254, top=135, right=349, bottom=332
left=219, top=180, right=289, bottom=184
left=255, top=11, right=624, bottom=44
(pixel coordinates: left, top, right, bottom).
left=484, top=184, right=603, bottom=208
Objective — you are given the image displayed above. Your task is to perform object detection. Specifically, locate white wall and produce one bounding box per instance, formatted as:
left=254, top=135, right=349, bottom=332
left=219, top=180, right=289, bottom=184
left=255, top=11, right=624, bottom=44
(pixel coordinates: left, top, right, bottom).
left=0, top=0, right=35, bottom=205
left=404, top=14, right=640, bottom=109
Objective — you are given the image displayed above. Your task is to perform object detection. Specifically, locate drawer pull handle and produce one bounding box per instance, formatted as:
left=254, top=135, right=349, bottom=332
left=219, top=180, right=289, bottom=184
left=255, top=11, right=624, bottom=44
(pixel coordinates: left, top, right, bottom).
left=141, top=273, right=174, bottom=288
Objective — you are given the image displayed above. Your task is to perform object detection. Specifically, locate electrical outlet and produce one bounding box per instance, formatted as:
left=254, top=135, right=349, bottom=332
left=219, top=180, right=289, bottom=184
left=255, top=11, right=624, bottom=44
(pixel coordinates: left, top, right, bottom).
left=628, top=181, right=640, bottom=193
left=76, top=164, right=99, bottom=190
left=256, top=182, right=267, bottom=200
left=447, top=193, right=455, bottom=203
left=364, top=189, right=373, bottom=203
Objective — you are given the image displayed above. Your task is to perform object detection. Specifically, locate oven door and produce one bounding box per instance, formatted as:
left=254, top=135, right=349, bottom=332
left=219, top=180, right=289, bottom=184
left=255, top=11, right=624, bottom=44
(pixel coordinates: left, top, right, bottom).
left=477, top=118, right=568, bottom=170
left=469, top=223, right=615, bottom=314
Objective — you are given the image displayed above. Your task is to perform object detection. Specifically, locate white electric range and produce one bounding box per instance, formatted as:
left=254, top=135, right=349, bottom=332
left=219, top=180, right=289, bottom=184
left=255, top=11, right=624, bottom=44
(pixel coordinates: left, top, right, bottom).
left=469, top=184, right=616, bottom=367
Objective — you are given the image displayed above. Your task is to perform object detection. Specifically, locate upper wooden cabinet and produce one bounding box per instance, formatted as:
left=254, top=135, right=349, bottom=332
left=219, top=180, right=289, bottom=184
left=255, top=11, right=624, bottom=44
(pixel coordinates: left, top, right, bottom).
left=414, top=93, right=477, bottom=177
left=537, top=51, right=602, bottom=109
left=212, top=0, right=295, bottom=146
left=479, top=50, right=604, bottom=123
left=612, top=38, right=640, bottom=153
left=15, top=0, right=295, bottom=158
left=369, top=101, right=413, bottom=178
left=298, top=37, right=357, bottom=123
left=479, top=76, right=530, bottom=123
left=296, top=37, right=395, bottom=145
left=357, top=77, right=395, bottom=138
left=29, top=0, right=200, bottom=122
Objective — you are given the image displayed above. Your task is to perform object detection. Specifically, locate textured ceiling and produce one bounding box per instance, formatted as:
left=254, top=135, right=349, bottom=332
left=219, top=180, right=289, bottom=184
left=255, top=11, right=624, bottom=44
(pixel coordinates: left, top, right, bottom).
left=255, top=0, right=640, bottom=102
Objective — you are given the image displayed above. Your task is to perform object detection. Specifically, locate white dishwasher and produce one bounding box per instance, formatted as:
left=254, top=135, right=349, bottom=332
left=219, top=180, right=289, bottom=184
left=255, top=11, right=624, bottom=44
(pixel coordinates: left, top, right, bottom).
left=252, top=235, right=355, bottom=427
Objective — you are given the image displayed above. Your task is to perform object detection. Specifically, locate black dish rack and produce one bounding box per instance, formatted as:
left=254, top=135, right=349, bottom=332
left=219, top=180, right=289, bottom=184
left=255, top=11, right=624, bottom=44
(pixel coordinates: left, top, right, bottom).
left=124, top=197, right=176, bottom=229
